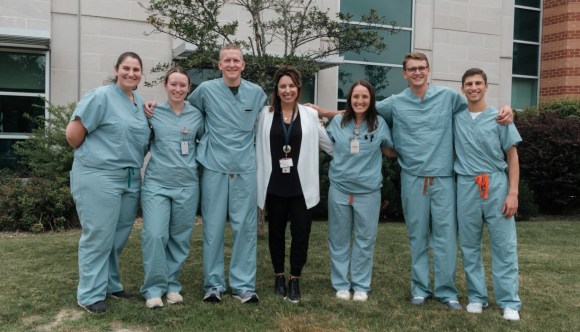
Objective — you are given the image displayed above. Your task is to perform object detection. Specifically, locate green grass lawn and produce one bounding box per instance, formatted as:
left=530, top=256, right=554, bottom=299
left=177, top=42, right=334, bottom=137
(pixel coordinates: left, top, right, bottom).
left=0, top=220, right=579, bottom=331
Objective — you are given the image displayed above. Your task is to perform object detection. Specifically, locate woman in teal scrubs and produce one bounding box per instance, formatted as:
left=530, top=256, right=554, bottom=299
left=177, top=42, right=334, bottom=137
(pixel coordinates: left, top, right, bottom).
left=140, top=67, right=204, bottom=308
left=326, top=81, right=394, bottom=302
left=66, top=52, right=150, bottom=314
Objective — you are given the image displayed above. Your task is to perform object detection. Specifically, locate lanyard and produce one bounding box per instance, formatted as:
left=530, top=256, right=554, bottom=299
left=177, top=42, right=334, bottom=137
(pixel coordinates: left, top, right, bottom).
left=279, top=107, right=296, bottom=156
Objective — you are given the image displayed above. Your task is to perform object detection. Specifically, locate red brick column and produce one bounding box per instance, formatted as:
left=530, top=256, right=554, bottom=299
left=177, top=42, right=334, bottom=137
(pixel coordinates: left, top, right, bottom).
left=541, top=0, right=580, bottom=99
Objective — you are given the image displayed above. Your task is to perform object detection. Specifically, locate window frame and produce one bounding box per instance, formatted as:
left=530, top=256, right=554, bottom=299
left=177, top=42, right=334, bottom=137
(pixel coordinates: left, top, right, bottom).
left=0, top=48, right=49, bottom=140
left=512, top=3, right=542, bottom=110
left=336, top=1, right=414, bottom=105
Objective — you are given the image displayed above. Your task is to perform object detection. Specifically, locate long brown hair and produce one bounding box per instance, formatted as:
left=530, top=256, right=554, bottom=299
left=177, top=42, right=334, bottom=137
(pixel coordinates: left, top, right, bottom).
left=341, top=80, right=378, bottom=132
left=269, top=66, right=302, bottom=114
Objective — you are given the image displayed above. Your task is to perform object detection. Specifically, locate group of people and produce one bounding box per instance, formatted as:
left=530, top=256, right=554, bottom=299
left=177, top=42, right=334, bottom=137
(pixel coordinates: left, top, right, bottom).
left=65, top=45, right=522, bottom=321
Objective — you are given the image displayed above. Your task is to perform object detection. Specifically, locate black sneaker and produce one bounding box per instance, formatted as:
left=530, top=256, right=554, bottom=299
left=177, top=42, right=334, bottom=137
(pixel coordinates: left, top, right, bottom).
left=288, top=278, right=300, bottom=303
left=203, top=288, right=221, bottom=303
left=274, top=275, right=287, bottom=298
left=232, top=291, right=260, bottom=304
left=78, top=300, right=107, bottom=313
left=109, top=290, right=132, bottom=299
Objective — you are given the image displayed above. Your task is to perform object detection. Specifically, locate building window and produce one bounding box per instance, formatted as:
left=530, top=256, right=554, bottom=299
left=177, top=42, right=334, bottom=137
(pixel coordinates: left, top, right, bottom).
left=512, top=3, right=541, bottom=109
left=338, top=1, right=413, bottom=107
left=0, top=50, right=47, bottom=168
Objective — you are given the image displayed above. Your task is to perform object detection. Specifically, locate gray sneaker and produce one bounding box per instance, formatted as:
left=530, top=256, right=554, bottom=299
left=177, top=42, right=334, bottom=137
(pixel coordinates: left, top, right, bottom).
left=232, top=291, right=260, bottom=303
left=203, top=288, right=221, bottom=303
left=444, top=300, right=463, bottom=310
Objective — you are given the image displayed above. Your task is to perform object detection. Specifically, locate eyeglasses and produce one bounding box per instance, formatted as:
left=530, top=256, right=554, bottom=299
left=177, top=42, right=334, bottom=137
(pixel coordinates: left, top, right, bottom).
left=405, top=66, right=429, bottom=73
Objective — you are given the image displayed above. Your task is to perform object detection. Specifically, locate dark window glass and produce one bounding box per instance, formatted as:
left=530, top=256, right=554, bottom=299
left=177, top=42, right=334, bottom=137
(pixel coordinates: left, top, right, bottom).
left=512, top=77, right=538, bottom=109
left=338, top=64, right=408, bottom=101
left=0, top=95, right=44, bottom=134
left=512, top=43, right=539, bottom=76
left=187, top=68, right=221, bottom=92
left=300, top=76, right=315, bottom=104
left=341, top=0, right=413, bottom=27
left=343, top=29, right=411, bottom=65
left=514, top=8, right=540, bottom=42
left=0, top=52, right=46, bottom=93
left=515, top=0, right=541, bottom=8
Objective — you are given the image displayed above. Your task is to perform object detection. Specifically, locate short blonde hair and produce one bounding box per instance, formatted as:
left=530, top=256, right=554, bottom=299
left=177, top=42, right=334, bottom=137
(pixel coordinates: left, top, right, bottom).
left=403, top=52, right=429, bottom=69
left=219, top=44, right=243, bottom=60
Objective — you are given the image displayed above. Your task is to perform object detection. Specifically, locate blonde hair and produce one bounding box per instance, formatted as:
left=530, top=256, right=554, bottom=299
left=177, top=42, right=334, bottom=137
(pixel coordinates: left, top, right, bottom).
left=219, top=44, right=243, bottom=60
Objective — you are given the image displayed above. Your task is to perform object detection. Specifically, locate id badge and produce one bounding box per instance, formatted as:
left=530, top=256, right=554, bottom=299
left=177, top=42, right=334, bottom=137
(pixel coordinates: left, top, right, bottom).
left=350, top=139, right=360, bottom=154
left=181, top=141, right=189, bottom=155
left=280, top=158, right=293, bottom=173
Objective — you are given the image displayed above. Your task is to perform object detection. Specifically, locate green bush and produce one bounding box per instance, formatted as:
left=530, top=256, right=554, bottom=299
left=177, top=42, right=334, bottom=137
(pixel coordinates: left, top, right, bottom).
left=516, top=110, right=580, bottom=214
left=516, top=179, right=539, bottom=221
left=380, top=157, right=402, bottom=220
left=0, top=170, right=78, bottom=231
left=0, top=102, right=78, bottom=231
left=539, top=98, right=580, bottom=118
left=517, top=97, right=580, bottom=121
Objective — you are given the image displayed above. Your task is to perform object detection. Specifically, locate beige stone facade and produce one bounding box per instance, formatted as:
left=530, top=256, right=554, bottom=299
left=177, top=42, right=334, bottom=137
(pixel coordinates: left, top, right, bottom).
left=0, top=0, right=516, bottom=110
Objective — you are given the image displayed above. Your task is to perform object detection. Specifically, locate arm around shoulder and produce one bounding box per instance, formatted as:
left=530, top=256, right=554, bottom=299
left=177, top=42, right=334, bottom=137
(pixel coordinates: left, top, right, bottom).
left=303, top=103, right=343, bottom=120
left=497, top=105, right=514, bottom=125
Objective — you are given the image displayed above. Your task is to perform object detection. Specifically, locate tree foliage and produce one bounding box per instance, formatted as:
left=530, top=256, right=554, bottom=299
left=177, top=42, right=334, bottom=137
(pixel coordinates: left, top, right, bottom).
left=141, top=0, right=397, bottom=88
left=13, top=102, right=75, bottom=178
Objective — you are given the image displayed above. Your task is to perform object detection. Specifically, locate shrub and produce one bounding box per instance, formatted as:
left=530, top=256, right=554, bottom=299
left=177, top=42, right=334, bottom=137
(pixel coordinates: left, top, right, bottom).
left=516, top=111, right=580, bottom=214
left=0, top=170, right=78, bottom=231
left=0, top=102, right=78, bottom=231
left=380, top=157, right=402, bottom=220
left=516, top=179, right=539, bottom=221
left=539, top=98, right=580, bottom=118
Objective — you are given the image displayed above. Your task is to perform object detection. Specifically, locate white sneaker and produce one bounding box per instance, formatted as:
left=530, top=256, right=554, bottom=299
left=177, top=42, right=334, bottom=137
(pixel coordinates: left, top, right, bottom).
left=146, top=297, right=164, bottom=309
left=503, top=307, right=520, bottom=321
left=466, top=303, right=483, bottom=314
left=353, top=291, right=368, bottom=302
left=411, top=296, right=426, bottom=305
left=166, top=292, right=183, bottom=304
left=336, top=290, right=351, bottom=300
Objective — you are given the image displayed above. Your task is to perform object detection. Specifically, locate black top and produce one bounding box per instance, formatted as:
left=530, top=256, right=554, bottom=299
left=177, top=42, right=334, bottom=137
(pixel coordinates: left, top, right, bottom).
left=267, top=111, right=303, bottom=197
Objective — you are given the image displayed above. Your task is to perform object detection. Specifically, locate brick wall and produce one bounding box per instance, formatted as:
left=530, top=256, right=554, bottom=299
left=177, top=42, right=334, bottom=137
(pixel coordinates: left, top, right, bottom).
left=540, top=1, right=580, bottom=99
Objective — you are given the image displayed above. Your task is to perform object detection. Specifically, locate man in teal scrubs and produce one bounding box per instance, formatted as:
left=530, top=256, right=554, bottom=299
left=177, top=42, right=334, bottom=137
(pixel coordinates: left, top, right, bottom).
left=188, top=44, right=267, bottom=303
left=376, top=52, right=464, bottom=309
left=454, top=68, right=522, bottom=320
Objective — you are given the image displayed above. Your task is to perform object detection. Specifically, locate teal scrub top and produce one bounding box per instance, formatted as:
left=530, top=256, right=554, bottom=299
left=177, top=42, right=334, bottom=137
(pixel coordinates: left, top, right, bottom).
left=453, top=107, right=522, bottom=176
left=71, top=83, right=149, bottom=169
left=326, top=114, right=393, bottom=194
left=188, top=78, right=267, bottom=173
left=376, top=85, right=465, bottom=176
left=144, top=101, right=204, bottom=187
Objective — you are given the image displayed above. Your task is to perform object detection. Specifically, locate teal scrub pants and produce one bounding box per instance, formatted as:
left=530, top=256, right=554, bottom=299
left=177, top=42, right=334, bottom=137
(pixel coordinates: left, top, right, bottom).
left=140, top=182, right=199, bottom=299
left=457, top=172, right=521, bottom=310
left=71, top=162, right=141, bottom=306
left=400, top=172, right=458, bottom=302
left=328, top=186, right=381, bottom=293
left=201, top=169, right=257, bottom=294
